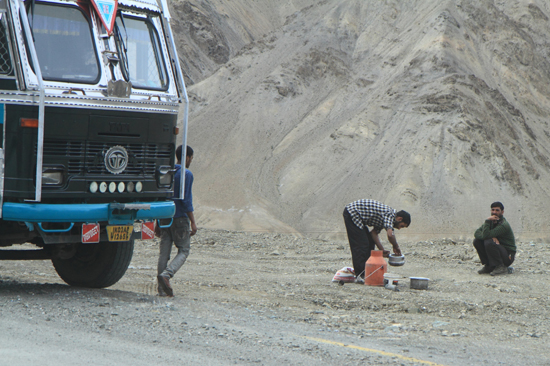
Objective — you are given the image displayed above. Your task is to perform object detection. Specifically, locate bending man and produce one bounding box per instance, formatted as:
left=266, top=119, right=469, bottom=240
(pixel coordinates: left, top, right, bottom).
left=343, top=199, right=410, bottom=280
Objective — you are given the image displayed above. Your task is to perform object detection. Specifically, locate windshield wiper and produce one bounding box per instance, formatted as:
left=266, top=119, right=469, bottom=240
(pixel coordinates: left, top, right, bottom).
left=114, top=15, right=129, bottom=80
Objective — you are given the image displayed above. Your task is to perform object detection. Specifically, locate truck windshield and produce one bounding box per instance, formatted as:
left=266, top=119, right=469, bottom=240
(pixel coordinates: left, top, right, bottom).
left=115, top=15, right=168, bottom=90
left=28, top=3, right=99, bottom=83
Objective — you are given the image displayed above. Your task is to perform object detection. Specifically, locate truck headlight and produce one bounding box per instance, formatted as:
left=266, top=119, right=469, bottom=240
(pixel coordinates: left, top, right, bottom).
left=42, top=168, right=64, bottom=185
left=159, top=172, right=173, bottom=186
left=157, top=166, right=174, bottom=187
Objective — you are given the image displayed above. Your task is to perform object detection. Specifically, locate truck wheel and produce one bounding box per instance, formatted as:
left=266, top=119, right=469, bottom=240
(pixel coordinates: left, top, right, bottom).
left=51, top=240, right=134, bottom=288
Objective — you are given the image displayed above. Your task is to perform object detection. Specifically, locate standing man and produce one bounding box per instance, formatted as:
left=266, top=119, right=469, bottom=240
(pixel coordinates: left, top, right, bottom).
left=157, top=145, right=197, bottom=296
left=473, top=201, right=515, bottom=276
left=343, top=199, right=411, bottom=281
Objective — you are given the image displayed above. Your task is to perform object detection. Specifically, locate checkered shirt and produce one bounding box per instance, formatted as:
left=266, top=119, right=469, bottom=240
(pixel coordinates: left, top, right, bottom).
left=345, top=199, right=396, bottom=231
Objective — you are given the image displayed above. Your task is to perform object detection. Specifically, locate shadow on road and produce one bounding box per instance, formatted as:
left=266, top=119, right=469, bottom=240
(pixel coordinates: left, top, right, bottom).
left=0, top=278, right=157, bottom=303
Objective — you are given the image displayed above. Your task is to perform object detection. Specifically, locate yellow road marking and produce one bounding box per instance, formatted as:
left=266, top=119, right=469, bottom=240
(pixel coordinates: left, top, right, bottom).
left=302, top=336, right=447, bottom=366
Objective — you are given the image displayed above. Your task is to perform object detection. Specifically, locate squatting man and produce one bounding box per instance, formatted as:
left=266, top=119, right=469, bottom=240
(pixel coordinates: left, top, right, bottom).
left=473, top=201, right=516, bottom=276
left=343, top=199, right=411, bottom=282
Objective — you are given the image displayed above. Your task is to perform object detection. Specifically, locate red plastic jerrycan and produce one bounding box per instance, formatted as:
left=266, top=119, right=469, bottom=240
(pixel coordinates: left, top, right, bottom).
left=364, top=250, right=387, bottom=286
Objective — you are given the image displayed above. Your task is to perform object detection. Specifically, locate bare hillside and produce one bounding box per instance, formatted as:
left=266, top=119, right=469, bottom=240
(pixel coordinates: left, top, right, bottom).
left=169, top=0, right=319, bottom=85
left=172, top=0, right=550, bottom=240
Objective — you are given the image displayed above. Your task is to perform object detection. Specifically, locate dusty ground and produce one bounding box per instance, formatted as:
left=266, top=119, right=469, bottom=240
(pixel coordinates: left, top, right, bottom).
left=1, top=230, right=549, bottom=365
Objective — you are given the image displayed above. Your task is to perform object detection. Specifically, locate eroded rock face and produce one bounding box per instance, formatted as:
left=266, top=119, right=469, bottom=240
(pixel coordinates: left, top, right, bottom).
left=174, top=2, right=230, bottom=64
left=169, top=0, right=318, bottom=84
left=169, top=1, right=229, bottom=85
left=179, top=0, right=550, bottom=239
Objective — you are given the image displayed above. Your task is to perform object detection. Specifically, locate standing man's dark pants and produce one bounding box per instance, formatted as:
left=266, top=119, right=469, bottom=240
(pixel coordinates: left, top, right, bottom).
left=473, top=239, right=515, bottom=269
left=343, top=208, right=375, bottom=278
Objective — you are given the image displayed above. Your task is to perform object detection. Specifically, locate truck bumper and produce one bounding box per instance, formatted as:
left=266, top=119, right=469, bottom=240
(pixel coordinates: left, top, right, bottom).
left=2, top=201, right=175, bottom=224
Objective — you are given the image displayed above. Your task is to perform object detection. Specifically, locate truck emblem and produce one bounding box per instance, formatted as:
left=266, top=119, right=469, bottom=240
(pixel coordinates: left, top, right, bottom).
left=104, top=145, right=128, bottom=174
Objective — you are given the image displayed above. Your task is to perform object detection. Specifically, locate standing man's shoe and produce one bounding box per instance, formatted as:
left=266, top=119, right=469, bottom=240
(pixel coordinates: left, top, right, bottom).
left=477, top=265, right=493, bottom=274
left=490, top=265, right=508, bottom=276
left=157, top=285, right=167, bottom=297
left=157, top=274, right=174, bottom=297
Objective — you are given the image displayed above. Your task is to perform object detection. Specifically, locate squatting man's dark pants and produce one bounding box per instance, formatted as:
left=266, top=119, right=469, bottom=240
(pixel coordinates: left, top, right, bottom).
left=473, top=238, right=515, bottom=269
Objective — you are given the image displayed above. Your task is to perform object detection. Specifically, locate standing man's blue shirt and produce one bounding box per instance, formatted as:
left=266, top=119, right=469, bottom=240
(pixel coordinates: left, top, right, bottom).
left=173, top=164, right=194, bottom=218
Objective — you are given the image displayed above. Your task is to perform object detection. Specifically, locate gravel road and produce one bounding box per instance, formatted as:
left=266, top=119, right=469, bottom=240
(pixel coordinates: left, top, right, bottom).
left=1, top=229, right=549, bottom=365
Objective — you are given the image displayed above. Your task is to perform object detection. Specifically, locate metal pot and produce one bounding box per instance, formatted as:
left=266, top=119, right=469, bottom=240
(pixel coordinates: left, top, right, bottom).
left=388, top=254, right=405, bottom=266
left=410, top=277, right=429, bottom=290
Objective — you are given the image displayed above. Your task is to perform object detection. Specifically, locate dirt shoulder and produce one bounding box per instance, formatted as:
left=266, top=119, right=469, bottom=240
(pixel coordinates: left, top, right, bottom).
left=1, top=229, right=549, bottom=365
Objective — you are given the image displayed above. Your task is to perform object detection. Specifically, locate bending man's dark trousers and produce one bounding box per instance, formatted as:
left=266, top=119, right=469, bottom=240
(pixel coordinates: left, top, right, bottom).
left=343, top=208, right=375, bottom=278
left=473, top=238, right=515, bottom=269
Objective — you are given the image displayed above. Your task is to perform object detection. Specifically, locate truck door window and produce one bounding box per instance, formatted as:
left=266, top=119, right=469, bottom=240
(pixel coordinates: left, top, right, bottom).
left=27, top=3, right=100, bottom=83
left=0, top=17, right=13, bottom=75
left=114, top=15, right=168, bottom=90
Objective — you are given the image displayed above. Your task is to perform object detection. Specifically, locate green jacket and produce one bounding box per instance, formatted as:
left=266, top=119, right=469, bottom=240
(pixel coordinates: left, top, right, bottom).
left=474, top=217, right=516, bottom=252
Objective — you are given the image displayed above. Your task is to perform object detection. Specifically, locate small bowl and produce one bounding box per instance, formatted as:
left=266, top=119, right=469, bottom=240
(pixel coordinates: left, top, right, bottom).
left=410, top=277, right=429, bottom=290
left=388, top=254, right=405, bottom=266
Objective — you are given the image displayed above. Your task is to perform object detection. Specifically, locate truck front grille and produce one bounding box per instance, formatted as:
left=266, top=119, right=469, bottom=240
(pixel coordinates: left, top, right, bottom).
left=40, top=140, right=173, bottom=177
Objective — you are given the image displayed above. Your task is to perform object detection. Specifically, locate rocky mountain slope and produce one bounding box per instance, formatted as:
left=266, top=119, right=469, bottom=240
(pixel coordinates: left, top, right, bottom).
left=170, top=0, right=550, bottom=240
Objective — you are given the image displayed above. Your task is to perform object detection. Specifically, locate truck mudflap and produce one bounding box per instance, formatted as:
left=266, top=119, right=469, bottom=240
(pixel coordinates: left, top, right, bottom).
left=2, top=201, right=175, bottom=223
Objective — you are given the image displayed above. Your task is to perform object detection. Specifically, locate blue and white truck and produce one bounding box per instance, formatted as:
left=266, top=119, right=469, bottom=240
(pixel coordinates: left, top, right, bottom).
left=0, top=0, right=188, bottom=287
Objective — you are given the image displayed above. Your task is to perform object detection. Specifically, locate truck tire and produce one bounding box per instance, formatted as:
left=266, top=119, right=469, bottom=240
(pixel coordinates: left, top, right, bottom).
left=51, top=240, right=134, bottom=288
